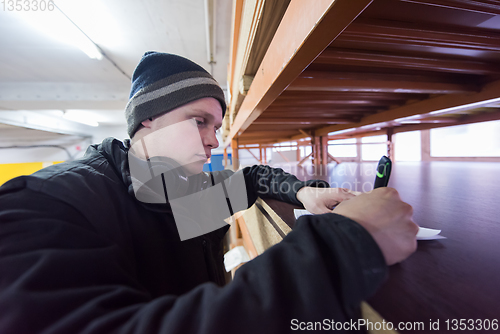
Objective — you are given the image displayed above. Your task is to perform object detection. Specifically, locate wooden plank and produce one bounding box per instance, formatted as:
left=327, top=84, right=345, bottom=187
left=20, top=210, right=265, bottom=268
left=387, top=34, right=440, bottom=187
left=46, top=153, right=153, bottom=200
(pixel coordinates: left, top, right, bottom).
left=223, top=0, right=374, bottom=147
left=387, top=127, right=394, bottom=159
left=240, top=130, right=298, bottom=138
left=228, top=0, right=244, bottom=96
left=277, top=91, right=423, bottom=101
left=328, top=153, right=342, bottom=164
left=314, top=79, right=500, bottom=136
left=231, top=138, right=239, bottom=170
left=276, top=150, right=290, bottom=163
left=235, top=216, right=258, bottom=260
left=298, top=129, right=311, bottom=137
left=223, top=147, right=228, bottom=168
left=253, top=117, right=356, bottom=125
left=392, top=109, right=500, bottom=133
left=289, top=72, right=475, bottom=94
left=228, top=0, right=266, bottom=116
left=246, top=148, right=261, bottom=163
left=421, top=129, right=431, bottom=162
left=324, top=109, right=500, bottom=140
left=265, top=106, right=380, bottom=114
left=289, top=78, right=473, bottom=94
left=271, top=96, right=407, bottom=105
left=401, top=0, right=500, bottom=16
left=297, top=152, right=312, bottom=166
left=341, top=18, right=500, bottom=52
left=316, top=49, right=500, bottom=75
left=321, top=136, right=328, bottom=166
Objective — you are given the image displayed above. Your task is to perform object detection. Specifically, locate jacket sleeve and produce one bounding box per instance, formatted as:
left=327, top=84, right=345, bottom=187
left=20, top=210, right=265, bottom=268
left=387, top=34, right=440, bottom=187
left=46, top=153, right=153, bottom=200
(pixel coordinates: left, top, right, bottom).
left=241, top=164, right=329, bottom=207
left=0, top=185, right=386, bottom=334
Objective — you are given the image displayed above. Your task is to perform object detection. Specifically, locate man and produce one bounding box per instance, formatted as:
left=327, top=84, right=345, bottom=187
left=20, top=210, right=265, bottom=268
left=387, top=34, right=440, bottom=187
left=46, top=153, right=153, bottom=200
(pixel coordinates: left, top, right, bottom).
left=0, top=52, right=418, bottom=333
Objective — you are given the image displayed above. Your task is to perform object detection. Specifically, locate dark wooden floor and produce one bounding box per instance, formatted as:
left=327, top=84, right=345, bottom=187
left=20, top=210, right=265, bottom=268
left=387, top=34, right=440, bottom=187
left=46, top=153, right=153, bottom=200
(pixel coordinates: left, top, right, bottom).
left=269, top=161, right=500, bottom=332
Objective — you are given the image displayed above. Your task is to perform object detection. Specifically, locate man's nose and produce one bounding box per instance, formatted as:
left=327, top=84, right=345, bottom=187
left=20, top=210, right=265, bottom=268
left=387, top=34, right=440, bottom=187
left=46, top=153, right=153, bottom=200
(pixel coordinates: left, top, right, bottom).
left=203, top=129, right=219, bottom=149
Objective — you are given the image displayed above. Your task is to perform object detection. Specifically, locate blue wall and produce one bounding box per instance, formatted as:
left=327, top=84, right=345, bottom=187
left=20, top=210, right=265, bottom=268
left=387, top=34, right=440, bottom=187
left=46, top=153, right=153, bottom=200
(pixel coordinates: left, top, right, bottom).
left=203, top=153, right=232, bottom=172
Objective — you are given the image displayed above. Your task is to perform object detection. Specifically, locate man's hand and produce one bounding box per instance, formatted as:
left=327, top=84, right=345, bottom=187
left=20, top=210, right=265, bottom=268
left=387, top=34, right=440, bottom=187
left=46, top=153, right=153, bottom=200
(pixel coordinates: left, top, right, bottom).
left=333, top=187, right=418, bottom=265
left=296, top=186, right=359, bottom=214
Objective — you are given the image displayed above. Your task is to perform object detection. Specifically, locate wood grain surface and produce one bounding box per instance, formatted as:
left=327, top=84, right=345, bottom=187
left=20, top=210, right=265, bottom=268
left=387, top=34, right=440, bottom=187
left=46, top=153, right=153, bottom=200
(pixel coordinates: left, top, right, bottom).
left=264, top=161, right=500, bottom=333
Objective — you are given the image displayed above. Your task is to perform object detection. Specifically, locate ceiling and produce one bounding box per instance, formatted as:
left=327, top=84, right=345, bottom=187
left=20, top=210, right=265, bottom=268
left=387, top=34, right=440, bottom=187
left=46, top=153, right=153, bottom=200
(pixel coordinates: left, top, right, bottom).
left=2, top=0, right=500, bottom=153
left=226, top=0, right=500, bottom=146
left=0, top=0, right=232, bottom=142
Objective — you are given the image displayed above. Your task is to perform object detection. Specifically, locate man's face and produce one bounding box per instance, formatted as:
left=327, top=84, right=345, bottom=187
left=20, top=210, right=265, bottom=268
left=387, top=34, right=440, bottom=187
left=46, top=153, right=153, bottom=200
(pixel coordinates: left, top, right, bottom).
left=131, top=97, right=223, bottom=175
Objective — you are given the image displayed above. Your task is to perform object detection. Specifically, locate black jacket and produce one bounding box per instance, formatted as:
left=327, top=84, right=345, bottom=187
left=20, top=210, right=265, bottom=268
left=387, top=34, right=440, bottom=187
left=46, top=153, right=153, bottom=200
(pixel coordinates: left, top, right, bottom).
left=0, top=138, right=387, bottom=333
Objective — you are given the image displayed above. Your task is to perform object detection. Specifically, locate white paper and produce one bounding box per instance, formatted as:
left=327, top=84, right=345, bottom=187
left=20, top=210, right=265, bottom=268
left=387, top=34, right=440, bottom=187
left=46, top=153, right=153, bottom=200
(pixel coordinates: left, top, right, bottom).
left=294, top=209, right=446, bottom=240
left=224, top=246, right=250, bottom=272
left=416, top=227, right=447, bottom=240
left=294, top=209, right=311, bottom=220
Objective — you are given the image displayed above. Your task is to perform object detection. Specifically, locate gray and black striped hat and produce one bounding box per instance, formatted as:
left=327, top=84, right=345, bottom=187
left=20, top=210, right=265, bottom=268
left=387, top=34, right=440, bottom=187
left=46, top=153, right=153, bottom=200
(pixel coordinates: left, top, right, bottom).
left=125, top=51, right=226, bottom=137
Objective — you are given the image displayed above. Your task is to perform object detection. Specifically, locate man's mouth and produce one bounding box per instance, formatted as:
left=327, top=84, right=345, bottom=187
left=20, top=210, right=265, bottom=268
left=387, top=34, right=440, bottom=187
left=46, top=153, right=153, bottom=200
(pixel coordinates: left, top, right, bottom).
left=195, top=154, right=210, bottom=160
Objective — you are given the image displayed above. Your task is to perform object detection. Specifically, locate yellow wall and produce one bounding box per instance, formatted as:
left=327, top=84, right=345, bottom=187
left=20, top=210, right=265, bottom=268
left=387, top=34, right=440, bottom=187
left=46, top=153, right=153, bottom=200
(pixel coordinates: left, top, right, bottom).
left=0, top=162, right=63, bottom=186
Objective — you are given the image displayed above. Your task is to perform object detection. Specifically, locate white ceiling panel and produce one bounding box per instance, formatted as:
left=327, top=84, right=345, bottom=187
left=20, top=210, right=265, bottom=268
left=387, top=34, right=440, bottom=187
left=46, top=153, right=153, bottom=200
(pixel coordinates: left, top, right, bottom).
left=0, top=0, right=231, bottom=141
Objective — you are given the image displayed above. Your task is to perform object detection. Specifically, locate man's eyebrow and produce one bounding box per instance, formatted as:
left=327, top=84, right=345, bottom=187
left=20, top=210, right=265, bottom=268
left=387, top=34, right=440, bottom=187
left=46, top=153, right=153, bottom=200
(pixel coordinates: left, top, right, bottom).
left=189, top=109, right=213, bottom=118
left=189, top=109, right=222, bottom=128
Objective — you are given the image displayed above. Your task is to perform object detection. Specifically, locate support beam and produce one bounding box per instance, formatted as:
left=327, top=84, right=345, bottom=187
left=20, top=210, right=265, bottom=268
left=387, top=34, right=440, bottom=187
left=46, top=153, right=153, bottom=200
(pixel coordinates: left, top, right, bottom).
left=311, top=135, right=318, bottom=167
left=0, top=82, right=129, bottom=110
left=298, top=152, right=312, bottom=167
left=393, top=109, right=500, bottom=133
left=246, top=148, right=261, bottom=163
left=0, top=110, right=93, bottom=137
left=277, top=91, right=422, bottom=101
left=298, top=129, right=311, bottom=137
left=315, top=79, right=500, bottom=136
left=276, top=150, right=290, bottom=163
left=328, top=153, right=342, bottom=164
left=223, top=147, right=228, bottom=167
left=356, top=138, right=362, bottom=162
left=231, top=138, right=239, bottom=170
left=401, top=0, right=500, bottom=16
left=289, top=72, right=475, bottom=94
left=387, top=127, right=394, bottom=159
left=228, top=0, right=244, bottom=94
left=421, top=129, right=431, bottom=161
left=253, top=117, right=356, bottom=125
left=321, top=136, right=328, bottom=167
left=341, top=18, right=500, bottom=52
left=223, top=0, right=374, bottom=147
left=316, top=49, right=500, bottom=75
left=228, top=0, right=265, bottom=118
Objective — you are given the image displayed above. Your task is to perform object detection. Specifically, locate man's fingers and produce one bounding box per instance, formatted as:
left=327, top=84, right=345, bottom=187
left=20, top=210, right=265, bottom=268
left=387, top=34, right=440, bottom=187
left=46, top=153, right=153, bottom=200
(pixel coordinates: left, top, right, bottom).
left=348, top=190, right=362, bottom=196
left=330, top=188, right=358, bottom=201
left=373, top=187, right=402, bottom=200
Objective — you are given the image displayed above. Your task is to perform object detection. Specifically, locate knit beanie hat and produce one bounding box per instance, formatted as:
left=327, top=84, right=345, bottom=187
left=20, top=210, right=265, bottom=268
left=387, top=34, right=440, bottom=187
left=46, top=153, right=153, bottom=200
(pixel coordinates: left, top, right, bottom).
left=125, top=51, right=227, bottom=137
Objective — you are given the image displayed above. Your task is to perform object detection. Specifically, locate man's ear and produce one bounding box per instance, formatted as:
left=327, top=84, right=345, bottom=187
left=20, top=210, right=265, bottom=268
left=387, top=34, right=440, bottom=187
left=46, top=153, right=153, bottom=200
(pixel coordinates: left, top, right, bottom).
left=141, top=117, right=154, bottom=128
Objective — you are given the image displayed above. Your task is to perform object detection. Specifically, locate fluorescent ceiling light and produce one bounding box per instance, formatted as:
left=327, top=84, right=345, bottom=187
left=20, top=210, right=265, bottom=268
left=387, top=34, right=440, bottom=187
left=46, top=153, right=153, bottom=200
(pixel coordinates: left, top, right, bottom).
left=17, top=3, right=103, bottom=60
left=55, top=0, right=122, bottom=48
left=63, top=110, right=99, bottom=127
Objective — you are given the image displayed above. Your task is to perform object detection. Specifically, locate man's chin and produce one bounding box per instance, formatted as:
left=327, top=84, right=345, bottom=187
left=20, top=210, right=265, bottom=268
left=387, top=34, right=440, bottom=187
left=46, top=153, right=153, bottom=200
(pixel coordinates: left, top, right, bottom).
left=183, top=160, right=206, bottom=176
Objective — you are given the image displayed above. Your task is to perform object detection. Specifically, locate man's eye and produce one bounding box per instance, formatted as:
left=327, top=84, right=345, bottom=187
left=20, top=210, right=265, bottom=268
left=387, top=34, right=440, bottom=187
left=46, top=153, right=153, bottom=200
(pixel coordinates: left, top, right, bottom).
left=195, top=119, right=205, bottom=126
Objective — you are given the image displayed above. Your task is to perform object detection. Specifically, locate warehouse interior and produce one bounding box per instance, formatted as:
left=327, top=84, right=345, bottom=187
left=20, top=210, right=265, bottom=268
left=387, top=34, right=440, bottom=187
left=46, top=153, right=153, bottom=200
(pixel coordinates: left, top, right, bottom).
left=1, top=0, right=500, bottom=330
